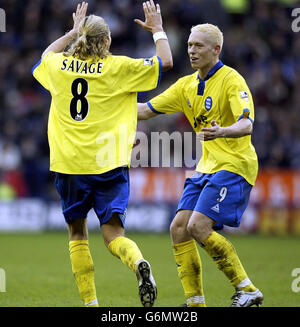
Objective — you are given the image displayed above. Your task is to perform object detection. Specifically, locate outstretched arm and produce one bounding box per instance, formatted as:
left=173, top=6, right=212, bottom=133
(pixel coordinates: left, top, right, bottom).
left=134, top=1, right=173, bottom=71
left=198, top=119, right=253, bottom=141
left=42, top=2, right=88, bottom=58
left=138, top=103, right=159, bottom=120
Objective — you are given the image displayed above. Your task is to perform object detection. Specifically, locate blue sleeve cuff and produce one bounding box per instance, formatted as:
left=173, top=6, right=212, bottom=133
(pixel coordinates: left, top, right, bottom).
left=238, top=108, right=253, bottom=124
left=147, top=101, right=164, bottom=114
left=32, top=58, right=42, bottom=75
left=157, top=56, right=162, bottom=87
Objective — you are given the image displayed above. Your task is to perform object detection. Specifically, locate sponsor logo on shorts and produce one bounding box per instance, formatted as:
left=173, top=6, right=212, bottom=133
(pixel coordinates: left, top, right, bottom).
left=211, top=203, right=220, bottom=213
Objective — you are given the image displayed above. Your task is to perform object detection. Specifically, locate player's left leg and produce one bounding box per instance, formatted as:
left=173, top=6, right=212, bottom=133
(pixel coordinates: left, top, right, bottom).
left=54, top=173, right=98, bottom=307
left=102, top=213, right=141, bottom=271
left=187, top=212, right=263, bottom=306
left=102, top=214, right=157, bottom=307
left=68, top=218, right=99, bottom=307
left=187, top=212, right=252, bottom=288
left=170, top=210, right=206, bottom=307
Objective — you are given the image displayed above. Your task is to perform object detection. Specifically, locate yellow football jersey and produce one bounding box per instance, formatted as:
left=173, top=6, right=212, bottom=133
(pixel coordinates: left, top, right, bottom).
left=32, top=52, right=162, bottom=174
left=148, top=61, right=258, bottom=185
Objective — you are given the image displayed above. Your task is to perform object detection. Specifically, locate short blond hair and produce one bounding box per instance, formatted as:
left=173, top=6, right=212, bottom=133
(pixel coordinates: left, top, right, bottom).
left=191, top=23, right=223, bottom=51
left=64, top=15, right=111, bottom=61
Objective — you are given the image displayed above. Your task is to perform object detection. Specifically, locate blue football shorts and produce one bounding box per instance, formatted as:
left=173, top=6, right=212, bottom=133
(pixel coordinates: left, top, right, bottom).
left=54, top=167, right=129, bottom=226
left=177, top=170, right=252, bottom=230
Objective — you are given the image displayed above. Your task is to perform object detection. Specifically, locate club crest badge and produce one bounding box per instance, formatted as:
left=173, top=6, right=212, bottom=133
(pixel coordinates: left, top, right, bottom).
left=204, top=96, right=213, bottom=111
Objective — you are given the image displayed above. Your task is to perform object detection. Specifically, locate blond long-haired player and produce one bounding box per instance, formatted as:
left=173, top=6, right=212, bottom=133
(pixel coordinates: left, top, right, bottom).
left=32, top=1, right=172, bottom=307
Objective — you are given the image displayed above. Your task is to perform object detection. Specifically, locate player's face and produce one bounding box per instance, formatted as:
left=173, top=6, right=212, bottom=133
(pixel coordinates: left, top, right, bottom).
left=187, top=31, right=218, bottom=70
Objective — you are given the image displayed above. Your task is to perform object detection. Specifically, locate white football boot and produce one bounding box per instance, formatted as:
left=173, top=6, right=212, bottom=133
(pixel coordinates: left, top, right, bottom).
left=231, top=289, right=263, bottom=307
left=136, top=259, right=157, bottom=307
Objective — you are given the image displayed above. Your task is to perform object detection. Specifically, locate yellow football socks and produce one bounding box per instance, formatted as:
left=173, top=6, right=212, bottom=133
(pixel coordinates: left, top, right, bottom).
left=108, top=236, right=143, bottom=273
left=69, top=240, right=99, bottom=307
left=201, top=232, right=256, bottom=292
left=173, top=240, right=206, bottom=307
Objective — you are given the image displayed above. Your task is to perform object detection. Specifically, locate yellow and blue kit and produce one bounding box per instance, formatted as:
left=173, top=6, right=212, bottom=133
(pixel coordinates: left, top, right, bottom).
left=33, top=52, right=162, bottom=223
left=147, top=61, right=258, bottom=229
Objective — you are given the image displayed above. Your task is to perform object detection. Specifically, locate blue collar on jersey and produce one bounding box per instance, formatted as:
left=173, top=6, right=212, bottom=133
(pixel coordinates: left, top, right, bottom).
left=197, top=60, right=224, bottom=96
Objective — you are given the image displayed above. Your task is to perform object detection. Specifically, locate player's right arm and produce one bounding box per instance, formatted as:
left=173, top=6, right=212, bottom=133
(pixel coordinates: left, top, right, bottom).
left=134, top=1, right=173, bottom=71
left=138, top=77, right=185, bottom=120
left=137, top=103, right=158, bottom=120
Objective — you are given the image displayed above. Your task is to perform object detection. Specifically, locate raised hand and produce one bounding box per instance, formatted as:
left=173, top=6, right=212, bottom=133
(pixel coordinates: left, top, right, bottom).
left=72, top=2, right=89, bottom=34
left=41, top=2, right=88, bottom=57
left=134, top=1, right=163, bottom=33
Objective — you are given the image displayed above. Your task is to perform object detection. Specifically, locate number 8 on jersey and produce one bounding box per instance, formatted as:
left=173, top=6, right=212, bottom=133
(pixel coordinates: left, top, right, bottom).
left=70, top=78, right=89, bottom=121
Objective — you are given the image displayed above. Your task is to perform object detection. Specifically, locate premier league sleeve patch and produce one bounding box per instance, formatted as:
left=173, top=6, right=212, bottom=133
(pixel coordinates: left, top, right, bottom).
left=239, top=91, right=249, bottom=102
left=143, top=58, right=154, bottom=66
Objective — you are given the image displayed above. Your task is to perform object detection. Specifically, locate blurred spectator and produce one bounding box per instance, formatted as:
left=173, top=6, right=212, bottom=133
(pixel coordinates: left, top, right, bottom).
left=0, top=0, right=299, bottom=199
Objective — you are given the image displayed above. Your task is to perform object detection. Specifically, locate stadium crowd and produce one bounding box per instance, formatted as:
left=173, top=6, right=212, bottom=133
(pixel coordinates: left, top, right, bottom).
left=0, top=0, right=299, bottom=199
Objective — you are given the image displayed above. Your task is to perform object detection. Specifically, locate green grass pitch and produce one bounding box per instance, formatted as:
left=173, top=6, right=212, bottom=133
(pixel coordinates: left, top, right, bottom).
left=0, top=232, right=299, bottom=307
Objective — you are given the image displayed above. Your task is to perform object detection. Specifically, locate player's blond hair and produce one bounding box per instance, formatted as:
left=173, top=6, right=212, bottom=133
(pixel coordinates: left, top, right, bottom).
left=191, top=23, right=223, bottom=51
left=64, top=15, right=111, bottom=61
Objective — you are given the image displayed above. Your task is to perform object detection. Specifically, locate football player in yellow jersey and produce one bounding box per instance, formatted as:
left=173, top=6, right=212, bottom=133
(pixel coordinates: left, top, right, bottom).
left=32, top=1, right=172, bottom=307
left=138, top=24, right=263, bottom=307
